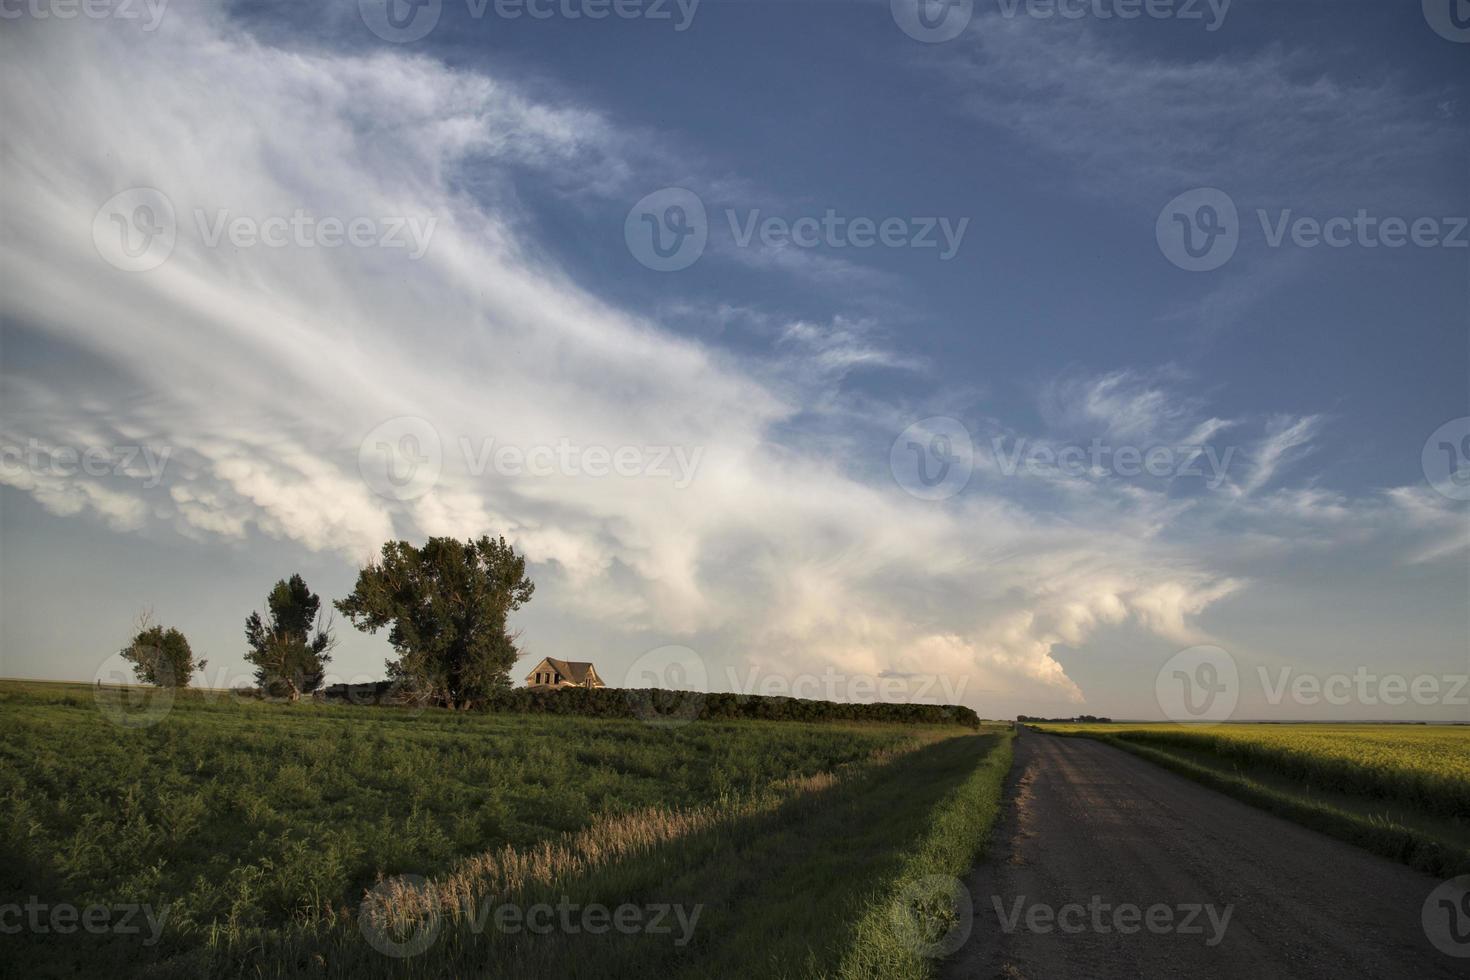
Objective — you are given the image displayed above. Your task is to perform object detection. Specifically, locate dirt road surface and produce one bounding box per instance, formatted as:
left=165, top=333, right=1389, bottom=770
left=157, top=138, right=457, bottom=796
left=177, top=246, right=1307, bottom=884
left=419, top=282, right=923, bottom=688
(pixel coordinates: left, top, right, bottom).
left=941, top=730, right=1464, bottom=979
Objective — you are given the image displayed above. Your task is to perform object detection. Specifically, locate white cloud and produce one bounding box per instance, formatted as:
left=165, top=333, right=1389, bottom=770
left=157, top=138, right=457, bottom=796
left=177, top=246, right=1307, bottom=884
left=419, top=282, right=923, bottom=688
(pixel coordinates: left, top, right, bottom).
left=0, top=9, right=1459, bottom=714
left=1234, top=413, right=1323, bottom=499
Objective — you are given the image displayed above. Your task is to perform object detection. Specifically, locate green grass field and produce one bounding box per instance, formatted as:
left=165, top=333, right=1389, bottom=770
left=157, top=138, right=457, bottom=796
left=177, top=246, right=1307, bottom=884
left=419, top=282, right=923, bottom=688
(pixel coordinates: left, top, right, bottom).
left=1036, top=722, right=1470, bottom=877
left=0, top=680, right=1011, bottom=978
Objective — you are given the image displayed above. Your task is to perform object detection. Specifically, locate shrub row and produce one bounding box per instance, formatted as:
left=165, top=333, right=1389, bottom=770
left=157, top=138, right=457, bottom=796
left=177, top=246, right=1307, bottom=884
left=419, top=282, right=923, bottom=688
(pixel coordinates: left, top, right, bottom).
left=319, top=682, right=980, bottom=728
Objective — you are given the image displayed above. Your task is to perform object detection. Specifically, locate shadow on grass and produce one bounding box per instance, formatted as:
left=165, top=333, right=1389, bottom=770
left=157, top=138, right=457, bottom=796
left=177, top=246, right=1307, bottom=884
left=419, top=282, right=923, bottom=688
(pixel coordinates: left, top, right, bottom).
left=157, top=734, right=998, bottom=979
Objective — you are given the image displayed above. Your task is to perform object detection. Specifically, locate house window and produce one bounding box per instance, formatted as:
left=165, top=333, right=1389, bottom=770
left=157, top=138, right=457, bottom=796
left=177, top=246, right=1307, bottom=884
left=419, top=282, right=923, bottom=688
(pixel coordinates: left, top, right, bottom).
left=554, top=672, right=562, bottom=684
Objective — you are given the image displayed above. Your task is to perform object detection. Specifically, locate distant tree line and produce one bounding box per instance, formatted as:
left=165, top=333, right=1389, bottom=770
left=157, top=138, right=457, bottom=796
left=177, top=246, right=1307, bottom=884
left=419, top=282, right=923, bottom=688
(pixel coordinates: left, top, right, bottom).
left=320, top=682, right=981, bottom=728
left=116, top=533, right=976, bottom=727
left=1017, top=714, right=1112, bottom=723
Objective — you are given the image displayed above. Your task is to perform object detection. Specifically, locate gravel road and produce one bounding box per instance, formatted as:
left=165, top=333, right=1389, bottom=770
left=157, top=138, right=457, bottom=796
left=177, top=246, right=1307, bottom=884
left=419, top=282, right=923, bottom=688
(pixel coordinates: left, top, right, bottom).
left=940, top=730, right=1465, bottom=979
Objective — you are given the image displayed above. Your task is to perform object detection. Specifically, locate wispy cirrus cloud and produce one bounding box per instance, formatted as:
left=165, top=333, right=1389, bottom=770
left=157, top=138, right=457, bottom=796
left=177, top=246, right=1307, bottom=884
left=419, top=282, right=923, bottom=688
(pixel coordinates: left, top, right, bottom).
left=0, top=6, right=1460, bottom=717
left=942, top=15, right=1462, bottom=212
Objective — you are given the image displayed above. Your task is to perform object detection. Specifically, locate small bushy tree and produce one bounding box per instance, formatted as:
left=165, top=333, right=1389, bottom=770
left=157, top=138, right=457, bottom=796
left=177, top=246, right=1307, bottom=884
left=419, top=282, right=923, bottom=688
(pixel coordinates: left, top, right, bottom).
left=244, top=574, right=336, bottom=700
left=120, top=612, right=205, bottom=687
left=336, top=535, right=534, bottom=710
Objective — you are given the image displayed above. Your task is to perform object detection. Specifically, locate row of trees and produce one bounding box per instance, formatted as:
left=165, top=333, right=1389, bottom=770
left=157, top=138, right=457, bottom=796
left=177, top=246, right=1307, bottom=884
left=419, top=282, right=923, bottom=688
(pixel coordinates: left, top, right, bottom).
left=118, top=535, right=535, bottom=708
left=1016, top=714, right=1113, bottom=723
left=116, top=533, right=974, bottom=726
left=469, top=685, right=981, bottom=728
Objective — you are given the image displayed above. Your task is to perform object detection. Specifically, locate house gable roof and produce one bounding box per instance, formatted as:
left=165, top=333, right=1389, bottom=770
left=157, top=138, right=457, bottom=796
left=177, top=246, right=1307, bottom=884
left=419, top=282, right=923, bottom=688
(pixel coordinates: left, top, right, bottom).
left=527, top=657, right=600, bottom=684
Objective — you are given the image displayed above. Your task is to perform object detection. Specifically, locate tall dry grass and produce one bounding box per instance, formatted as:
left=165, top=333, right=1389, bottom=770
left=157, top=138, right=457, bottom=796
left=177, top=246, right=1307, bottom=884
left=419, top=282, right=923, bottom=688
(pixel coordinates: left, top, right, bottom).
left=361, top=755, right=886, bottom=932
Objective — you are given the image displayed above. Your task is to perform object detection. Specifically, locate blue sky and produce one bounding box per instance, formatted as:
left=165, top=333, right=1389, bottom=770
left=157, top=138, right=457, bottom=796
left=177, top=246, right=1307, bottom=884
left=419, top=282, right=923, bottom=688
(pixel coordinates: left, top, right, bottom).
left=1, top=0, right=1466, bottom=719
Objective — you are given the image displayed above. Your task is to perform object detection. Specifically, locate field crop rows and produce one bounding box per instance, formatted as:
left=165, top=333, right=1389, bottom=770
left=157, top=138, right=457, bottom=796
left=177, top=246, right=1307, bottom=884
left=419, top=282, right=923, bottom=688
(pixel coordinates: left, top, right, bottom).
left=0, top=681, right=1010, bottom=978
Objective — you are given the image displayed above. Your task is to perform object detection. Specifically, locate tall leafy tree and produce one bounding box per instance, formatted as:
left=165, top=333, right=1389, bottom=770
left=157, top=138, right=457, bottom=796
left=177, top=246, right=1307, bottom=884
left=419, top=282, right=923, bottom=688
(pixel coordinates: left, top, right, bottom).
left=244, top=574, right=335, bottom=700
left=120, top=612, right=206, bottom=687
left=335, top=536, right=534, bottom=709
